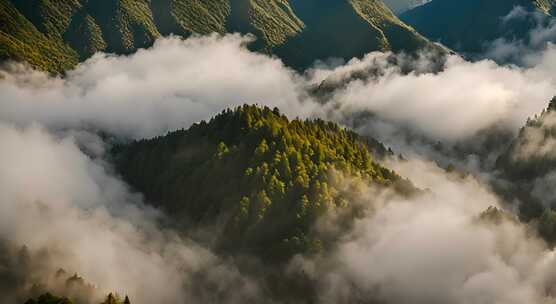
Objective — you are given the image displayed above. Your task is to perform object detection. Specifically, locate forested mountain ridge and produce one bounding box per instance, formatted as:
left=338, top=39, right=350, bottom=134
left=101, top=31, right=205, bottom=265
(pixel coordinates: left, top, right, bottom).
left=400, top=0, right=556, bottom=57
left=0, top=239, right=133, bottom=304
left=494, top=97, right=556, bottom=243
left=114, top=105, right=410, bottom=261
left=497, top=97, right=556, bottom=182
left=0, top=0, right=436, bottom=73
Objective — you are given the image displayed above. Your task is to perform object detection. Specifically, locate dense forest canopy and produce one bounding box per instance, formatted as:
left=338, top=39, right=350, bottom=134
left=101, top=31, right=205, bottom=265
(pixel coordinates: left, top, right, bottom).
left=114, top=104, right=411, bottom=262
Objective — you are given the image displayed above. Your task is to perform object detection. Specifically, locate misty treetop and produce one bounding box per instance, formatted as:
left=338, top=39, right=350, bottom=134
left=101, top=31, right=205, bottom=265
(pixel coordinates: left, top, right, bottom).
left=115, top=104, right=406, bottom=261
left=497, top=96, right=556, bottom=181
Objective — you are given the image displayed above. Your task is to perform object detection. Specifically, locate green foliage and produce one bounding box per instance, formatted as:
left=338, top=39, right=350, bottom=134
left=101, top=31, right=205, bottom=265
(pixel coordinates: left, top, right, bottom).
left=245, top=0, right=305, bottom=49
left=0, top=0, right=79, bottom=73
left=83, top=0, right=160, bottom=54
left=351, top=0, right=431, bottom=51
left=170, top=0, right=230, bottom=35
left=64, top=12, right=107, bottom=59
left=273, top=0, right=440, bottom=69
left=11, top=0, right=81, bottom=38
left=115, top=105, right=402, bottom=261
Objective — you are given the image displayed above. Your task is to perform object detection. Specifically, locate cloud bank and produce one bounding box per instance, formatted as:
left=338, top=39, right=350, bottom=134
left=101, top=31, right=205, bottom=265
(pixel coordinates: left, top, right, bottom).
left=0, top=34, right=314, bottom=139
left=317, top=50, right=556, bottom=143
left=2, top=33, right=556, bottom=147
left=486, top=6, right=556, bottom=66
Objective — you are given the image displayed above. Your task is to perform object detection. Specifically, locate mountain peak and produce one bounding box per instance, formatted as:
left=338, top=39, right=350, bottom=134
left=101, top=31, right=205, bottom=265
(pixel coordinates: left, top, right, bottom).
left=114, top=104, right=405, bottom=261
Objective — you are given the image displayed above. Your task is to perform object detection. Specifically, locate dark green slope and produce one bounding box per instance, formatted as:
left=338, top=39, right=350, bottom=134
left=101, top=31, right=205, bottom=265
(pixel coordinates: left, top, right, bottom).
left=227, top=0, right=304, bottom=51
left=114, top=105, right=408, bottom=261
left=152, top=0, right=231, bottom=36
left=275, top=0, right=390, bottom=68
left=1, top=0, right=437, bottom=73
left=401, top=0, right=556, bottom=55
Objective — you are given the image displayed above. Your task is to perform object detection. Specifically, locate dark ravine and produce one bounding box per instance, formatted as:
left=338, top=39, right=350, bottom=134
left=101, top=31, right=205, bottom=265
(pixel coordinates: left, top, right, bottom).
left=401, top=0, right=556, bottom=58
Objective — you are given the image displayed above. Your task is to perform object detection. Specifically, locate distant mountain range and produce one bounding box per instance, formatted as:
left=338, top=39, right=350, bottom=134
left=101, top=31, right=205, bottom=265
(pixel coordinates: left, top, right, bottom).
left=401, top=0, right=556, bottom=57
left=0, top=0, right=436, bottom=73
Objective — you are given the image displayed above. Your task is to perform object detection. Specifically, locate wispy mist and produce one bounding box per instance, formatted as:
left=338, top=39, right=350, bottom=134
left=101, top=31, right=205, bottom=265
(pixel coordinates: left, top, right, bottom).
left=486, top=6, right=556, bottom=66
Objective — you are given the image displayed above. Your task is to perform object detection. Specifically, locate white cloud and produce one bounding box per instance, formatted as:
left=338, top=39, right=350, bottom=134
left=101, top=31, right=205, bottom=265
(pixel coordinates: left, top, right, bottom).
left=485, top=6, right=556, bottom=66
left=0, top=123, right=262, bottom=304
left=510, top=112, right=556, bottom=161
left=319, top=52, right=555, bottom=142
left=0, top=34, right=315, bottom=139
left=292, top=158, right=555, bottom=304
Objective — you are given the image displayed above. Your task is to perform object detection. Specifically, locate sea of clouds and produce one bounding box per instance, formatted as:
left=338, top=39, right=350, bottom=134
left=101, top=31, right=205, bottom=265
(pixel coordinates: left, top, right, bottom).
left=2, top=24, right=556, bottom=303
